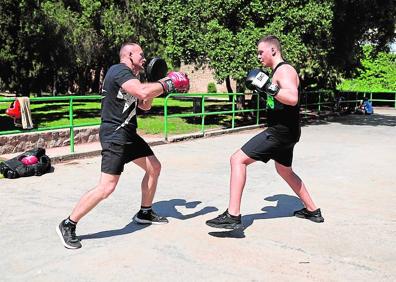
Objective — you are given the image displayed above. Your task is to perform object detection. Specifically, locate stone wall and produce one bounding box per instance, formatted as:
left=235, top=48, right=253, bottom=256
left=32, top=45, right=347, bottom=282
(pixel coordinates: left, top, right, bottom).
left=0, top=126, right=99, bottom=155
left=179, top=63, right=237, bottom=93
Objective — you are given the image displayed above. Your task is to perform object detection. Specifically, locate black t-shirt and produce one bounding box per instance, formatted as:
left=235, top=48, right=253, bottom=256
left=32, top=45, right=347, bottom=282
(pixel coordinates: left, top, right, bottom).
left=99, top=63, right=139, bottom=144
left=266, top=62, right=301, bottom=142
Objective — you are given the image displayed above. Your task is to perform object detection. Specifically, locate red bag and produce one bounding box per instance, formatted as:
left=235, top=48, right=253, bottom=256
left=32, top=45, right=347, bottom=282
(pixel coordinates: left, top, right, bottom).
left=6, top=99, right=21, bottom=119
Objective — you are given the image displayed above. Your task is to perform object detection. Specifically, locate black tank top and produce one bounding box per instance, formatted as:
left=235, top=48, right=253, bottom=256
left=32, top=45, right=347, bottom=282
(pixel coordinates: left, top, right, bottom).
left=266, top=62, right=301, bottom=142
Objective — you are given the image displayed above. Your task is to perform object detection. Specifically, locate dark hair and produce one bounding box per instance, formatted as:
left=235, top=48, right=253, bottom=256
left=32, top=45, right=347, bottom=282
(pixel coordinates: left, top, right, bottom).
left=257, top=35, right=282, bottom=53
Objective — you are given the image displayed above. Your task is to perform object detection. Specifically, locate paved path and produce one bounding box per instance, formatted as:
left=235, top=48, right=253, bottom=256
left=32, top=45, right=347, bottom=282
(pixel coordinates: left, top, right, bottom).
left=1, top=109, right=395, bottom=281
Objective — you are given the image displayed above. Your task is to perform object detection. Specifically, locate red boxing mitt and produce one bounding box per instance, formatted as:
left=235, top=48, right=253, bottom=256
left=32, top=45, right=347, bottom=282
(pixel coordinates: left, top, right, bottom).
left=158, top=72, right=190, bottom=93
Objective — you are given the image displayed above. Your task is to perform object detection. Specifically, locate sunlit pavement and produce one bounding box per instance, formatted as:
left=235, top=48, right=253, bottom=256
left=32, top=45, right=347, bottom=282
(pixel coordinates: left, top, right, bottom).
left=1, top=108, right=395, bottom=281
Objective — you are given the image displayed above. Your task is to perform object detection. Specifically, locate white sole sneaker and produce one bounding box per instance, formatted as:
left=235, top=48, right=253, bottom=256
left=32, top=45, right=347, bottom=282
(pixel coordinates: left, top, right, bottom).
left=56, top=224, right=81, bottom=249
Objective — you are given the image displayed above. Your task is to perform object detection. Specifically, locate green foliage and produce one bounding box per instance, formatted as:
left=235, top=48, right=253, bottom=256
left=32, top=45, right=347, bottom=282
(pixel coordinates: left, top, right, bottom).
left=0, top=0, right=69, bottom=95
left=207, top=82, right=217, bottom=93
left=0, top=0, right=161, bottom=96
left=0, top=0, right=395, bottom=95
left=331, top=0, right=396, bottom=75
left=337, top=45, right=396, bottom=92
left=146, top=0, right=336, bottom=90
left=41, top=0, right=129, bottom=93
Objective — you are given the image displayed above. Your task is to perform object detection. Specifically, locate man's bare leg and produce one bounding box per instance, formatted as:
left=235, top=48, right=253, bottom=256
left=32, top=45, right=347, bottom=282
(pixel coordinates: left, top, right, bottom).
left=274, top=162, right=317, bottom=211
left=70, top=173, right=120, bottom=222
left=132, top=155, right=167, bottom=224
left=133, top=155, right=161, bottom=207
left=228, top=149, right=256, bottom=216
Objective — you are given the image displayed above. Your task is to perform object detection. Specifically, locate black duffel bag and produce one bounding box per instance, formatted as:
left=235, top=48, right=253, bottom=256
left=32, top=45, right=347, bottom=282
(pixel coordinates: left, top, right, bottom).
left=0, top=148, right=51, bottom=179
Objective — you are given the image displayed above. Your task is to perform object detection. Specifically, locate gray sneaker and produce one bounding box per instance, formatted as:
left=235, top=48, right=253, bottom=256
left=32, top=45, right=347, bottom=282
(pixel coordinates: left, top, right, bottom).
left=133, top=209, right=169, bottom=225
left=56, top=220, right=82, bottom=249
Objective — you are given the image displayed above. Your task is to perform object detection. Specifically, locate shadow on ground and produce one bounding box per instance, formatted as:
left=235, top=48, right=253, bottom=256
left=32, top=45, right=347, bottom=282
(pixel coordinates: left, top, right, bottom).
left=152, top=199, right=218, bottom=219
left=79, top=198, right=218, bottom=241
left=329, top=112, right=396, bottom=127
left=208, top=194, right=303, bottom=239
left=79, top=221, right=149, bottom=241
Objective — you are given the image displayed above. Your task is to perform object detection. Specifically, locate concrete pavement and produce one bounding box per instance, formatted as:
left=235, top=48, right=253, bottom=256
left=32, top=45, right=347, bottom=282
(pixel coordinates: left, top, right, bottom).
left=0, top=108, right=395, bottom=281
left=0, top=125, right=265, bottom=164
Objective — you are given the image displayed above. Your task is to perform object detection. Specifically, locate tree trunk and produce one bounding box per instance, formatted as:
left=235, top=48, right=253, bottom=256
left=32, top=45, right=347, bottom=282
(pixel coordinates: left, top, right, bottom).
left=236, top=80, right=245, bottom=111
left=91, top=67, right=101, bottom=93
left=20, top=79, right=30, bottom=97
left=226, top=76, right=233, bottom=102
left=226, top=76, right=233, bottom=93
left=52, top=74, right=57, bottom=96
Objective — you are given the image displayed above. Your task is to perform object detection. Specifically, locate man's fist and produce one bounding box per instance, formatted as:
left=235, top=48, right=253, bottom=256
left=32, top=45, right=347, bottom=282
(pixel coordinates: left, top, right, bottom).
left=245, top=69, right=279, bottom=97
left=158, top=72, right=190, bottom=93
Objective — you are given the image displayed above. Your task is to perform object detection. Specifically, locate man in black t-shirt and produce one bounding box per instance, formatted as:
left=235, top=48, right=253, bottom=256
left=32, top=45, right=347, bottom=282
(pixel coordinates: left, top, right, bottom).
left=56, top=42, right=190, bottom=249
left=206, top=35, right=324, bottom=229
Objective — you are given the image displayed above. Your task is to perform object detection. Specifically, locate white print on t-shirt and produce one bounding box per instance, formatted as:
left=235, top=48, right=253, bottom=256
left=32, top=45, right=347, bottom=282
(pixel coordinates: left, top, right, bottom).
left=116, top=89, right=137, bottom=113
left=116, top=88, right=137, bottom=130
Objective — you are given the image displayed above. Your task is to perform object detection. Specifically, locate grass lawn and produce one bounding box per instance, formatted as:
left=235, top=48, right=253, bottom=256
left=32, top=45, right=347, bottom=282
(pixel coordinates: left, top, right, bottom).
left=0, top=97, right=260, bottom=136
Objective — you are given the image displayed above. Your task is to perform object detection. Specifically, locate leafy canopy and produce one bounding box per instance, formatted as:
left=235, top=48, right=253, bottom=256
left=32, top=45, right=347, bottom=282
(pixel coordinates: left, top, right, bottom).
left=337, top=45, right=396, bottom=92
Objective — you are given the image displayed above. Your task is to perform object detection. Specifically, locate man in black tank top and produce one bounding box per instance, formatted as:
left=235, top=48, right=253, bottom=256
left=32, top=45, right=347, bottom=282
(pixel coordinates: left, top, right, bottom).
left=207, top=35, right=324, bottom=229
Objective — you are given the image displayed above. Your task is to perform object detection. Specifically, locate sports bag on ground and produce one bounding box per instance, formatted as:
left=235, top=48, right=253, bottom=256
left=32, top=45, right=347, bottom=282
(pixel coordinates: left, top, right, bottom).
left=0, top=148, right=51, bottom=179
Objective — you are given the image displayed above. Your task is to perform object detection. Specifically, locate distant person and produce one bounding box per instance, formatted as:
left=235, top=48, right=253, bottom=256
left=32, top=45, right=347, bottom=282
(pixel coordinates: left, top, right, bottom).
left=206, top=35, right=324, bottom=230
left=363, top=97, right=373, bottom=115
left=355, top=97, right=373, bottom=115
left=56, top=42, right=189, bottom=249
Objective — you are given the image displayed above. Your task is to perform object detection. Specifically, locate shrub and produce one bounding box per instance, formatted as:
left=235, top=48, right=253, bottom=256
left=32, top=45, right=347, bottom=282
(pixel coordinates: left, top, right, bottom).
left=207, top=82, right=217, bottom=93
left=337, top=45, right=396, bottom=92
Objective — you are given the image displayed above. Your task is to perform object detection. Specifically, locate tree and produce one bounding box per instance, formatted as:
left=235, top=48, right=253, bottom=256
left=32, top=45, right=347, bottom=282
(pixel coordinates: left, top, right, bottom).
left=145, top=0, right=395, bottom=90
left=42, top=0, right=108, bottom=94
left=1, top=1, right=395, bottom=95
left=0, top=0, right=69, bottom=96
left=337, top=45, right=396, bottom=91
left=42, top=0, right=161, bottom=94
left=331, top=0, right=396, bottom=76
left=146, top=0, right=335, bottom=90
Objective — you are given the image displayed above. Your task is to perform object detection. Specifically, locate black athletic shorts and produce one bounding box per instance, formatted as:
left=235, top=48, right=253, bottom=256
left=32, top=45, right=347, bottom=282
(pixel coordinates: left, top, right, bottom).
left=101, top=133, right=154, bottom=175
left=241, top=128, right=297, bottom=167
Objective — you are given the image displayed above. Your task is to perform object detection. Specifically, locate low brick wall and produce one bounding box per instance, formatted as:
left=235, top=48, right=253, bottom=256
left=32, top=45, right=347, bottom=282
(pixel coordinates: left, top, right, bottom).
left=0, top=126, right=99, bottom=155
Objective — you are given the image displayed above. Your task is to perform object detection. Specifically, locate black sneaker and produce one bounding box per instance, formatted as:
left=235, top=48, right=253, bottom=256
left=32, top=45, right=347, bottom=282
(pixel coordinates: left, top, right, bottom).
left=133, top=209, right=169, bottom=225
left=56, top=220, right=82, bottom=249
left=294, top=208, right=324, bottom=223
left=206, top=210, right=242, bottom=229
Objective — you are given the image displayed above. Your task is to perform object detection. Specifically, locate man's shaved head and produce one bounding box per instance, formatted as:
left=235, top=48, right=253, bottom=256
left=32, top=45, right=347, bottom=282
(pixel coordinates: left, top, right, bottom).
left=119, top=42, right=140, bottom=59
left=257, top=35, right=282, bottom=53
left=119, top=42, right=145, bottom=75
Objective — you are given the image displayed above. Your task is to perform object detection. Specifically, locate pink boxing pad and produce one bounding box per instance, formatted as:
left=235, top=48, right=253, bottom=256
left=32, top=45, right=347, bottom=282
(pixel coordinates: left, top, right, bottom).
left=167, top=72, right=190, bottom=93
left=21, top=155, right=39, bottom=166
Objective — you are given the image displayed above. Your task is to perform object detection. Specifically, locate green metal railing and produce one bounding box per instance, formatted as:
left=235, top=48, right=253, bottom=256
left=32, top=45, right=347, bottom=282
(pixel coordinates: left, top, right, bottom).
left=338, top=91, right=396, bottom=109
left=301, top=90, right=396, bottom=113
left=163, top=93, right=264, bottom=141
left=1, top=91, right=395, bottom=153
left=0, top=95, right=101, bottom=152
